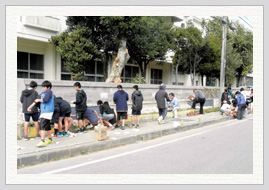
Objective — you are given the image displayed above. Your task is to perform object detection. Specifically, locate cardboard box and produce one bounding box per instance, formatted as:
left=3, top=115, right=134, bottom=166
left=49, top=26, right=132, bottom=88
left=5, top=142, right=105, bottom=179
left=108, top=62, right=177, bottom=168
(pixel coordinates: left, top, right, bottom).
left=188, top=95, right=195, bottom=101
left=94, top=125, right=107, bottom=141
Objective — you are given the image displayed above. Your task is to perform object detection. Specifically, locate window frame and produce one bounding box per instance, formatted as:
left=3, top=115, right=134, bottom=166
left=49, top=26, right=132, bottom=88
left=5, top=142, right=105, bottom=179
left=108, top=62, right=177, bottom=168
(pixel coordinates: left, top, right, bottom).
left=61, top=59, right=105, bottom=82
left=150, top=68, right=163, bottom=84
left=17, top=52, right=44, bottom=79
left=121, top=65, right=140, bottom=83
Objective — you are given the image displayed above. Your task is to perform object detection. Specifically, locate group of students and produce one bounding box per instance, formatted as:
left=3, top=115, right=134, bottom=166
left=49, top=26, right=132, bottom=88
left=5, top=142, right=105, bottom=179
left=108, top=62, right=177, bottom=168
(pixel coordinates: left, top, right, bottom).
left=219, top=87, right=253, bottom=120
left=22, top=79, right=226, bottom=147
left=20, top=80, right=145, bottom=147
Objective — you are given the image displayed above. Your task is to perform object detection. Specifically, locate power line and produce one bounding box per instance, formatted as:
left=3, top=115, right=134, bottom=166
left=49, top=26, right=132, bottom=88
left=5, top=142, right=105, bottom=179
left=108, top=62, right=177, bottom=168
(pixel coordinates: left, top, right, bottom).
left=238, top=16, right=253, bottom=29
left=244, top=16, right=252, bottom=24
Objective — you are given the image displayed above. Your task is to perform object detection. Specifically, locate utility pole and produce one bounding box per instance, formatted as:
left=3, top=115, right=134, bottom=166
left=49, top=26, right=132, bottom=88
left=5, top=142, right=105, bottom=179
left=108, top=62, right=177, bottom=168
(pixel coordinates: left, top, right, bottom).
left=219, top=16, right=227, bottom=106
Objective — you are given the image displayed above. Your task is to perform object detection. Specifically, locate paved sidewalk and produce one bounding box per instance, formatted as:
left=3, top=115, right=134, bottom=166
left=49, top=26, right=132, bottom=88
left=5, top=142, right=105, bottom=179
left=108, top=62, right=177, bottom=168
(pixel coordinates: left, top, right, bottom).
left=17, top=112, right=248, bottom=168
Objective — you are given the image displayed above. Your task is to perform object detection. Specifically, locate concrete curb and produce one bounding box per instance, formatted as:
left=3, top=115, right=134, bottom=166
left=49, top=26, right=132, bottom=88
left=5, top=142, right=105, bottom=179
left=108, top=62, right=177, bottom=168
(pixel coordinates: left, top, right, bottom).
left=17, top=115, right=234, bottom=168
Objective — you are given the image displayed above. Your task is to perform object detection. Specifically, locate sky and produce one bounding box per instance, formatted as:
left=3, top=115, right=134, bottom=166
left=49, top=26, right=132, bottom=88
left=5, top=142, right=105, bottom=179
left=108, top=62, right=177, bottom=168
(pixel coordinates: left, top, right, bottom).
left=229, top=16, right=253, bottom=31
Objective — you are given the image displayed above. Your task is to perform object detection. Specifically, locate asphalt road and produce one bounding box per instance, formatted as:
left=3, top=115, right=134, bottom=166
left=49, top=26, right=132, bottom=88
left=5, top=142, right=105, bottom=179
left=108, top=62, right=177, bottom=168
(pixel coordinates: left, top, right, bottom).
left=18, top=117, right=253, bottom=174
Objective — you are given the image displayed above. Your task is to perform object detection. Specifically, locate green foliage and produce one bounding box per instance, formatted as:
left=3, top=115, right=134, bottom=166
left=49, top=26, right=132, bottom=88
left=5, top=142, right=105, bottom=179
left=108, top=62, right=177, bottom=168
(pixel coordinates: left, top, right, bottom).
left=172, top=22, right=205, bottom=85
left=62, top=16, right=141, bottom=80
left=201, top=17, right=253, bottom=86
left=130, top=73, right=147, bottom=84
left=204, top=107, right=220, bottom=113
left=127, top=16, right=174, bottom=77
left=225, top=41, right=243, bottom=86
left=50, top=26, right=98, bottom=81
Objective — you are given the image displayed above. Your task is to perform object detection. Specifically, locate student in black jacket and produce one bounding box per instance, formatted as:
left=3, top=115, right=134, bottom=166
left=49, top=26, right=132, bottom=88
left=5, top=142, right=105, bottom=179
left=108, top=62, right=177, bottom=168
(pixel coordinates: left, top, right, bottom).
left=131, top=85, right=143, bottom=128
left=20, top=81, right=40, bottom=140
left=97, top=100, right=116, bottom=130
left=71, top=82, right=87, bottom=133
left=55, top=96, right=73, bottom=136
left=221, top=89, right=229, bottom=106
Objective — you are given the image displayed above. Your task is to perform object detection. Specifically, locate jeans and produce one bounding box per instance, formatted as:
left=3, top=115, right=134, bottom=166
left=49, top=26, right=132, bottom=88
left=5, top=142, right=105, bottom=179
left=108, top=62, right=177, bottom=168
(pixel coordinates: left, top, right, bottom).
left=158, top=108, right=167, bottom=119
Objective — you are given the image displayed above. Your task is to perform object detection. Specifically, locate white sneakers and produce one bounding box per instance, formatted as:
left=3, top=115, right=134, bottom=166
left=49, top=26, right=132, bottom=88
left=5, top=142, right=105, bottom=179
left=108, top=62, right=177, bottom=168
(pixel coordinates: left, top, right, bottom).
left=173, top=109, right=178, bottom=119
left=157, top=116, right=166, bottom=124
left=157, top=116, right=163, bottom=125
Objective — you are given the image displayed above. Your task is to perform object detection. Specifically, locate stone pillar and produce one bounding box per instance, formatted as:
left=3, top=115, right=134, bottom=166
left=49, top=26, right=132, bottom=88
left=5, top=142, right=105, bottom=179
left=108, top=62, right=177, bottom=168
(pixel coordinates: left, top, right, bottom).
left=44, top=43, right=56, bottom=80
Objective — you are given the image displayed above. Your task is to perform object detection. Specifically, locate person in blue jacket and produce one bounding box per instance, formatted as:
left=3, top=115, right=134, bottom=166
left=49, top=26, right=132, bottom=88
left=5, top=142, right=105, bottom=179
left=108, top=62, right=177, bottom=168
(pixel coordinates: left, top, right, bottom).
left=28, top=80, right=54, bottom=147
left=113, top=85, right=129, bottom=130
left=236, top=89, right=247, bottom=120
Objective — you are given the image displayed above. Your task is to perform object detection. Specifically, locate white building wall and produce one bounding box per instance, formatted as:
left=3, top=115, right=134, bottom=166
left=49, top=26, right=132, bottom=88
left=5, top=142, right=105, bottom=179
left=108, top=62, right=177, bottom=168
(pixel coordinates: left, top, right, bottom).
left=44, top=44, right=56, bottom=80
left=17, top=16, right=67, bottom=81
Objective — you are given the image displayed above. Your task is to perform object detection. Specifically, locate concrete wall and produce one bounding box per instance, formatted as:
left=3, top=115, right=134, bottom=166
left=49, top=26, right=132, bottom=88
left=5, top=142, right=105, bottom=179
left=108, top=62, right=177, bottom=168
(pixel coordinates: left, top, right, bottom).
left=17, top=79, right=223, bottom=125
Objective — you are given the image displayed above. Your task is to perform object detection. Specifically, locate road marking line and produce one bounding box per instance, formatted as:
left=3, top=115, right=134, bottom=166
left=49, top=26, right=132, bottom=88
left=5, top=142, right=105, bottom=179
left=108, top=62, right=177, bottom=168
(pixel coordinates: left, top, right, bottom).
left=42, top=119, right=248, bottom=174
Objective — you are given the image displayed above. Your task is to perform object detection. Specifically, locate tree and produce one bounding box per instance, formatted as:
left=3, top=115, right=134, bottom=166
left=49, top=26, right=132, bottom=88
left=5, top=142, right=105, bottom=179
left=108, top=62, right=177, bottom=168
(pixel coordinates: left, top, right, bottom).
left=172, top=22, right=205, bottom=86
left=197, top=35, right=221, bottom=86
left=201, top=17, right=253, bottom=87
left=64, top=16, right=140, bottom=83
left=65, top=16, right=114, bottom=80
left=231, top=21, right=253, bottom=86
left=101, top=16, right=140, bottom=83
left=50, top=26, right=98, bottom=81
left=225, top=40, right=243, bottom=87
left=127, top=16, right=174, bottom=78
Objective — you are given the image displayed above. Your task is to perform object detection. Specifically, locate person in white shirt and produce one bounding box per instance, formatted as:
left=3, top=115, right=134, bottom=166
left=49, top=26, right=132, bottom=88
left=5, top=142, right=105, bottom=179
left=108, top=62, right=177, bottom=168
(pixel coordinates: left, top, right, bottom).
left=245, top=87, right=252, bottom=106
left=220, top=100, right=231, bottom=115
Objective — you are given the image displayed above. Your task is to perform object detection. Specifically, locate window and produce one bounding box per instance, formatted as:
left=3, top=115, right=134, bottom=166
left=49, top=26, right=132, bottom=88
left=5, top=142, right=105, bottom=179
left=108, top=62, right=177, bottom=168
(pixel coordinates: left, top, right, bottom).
left=206, top=77, right=216, bottom=86
left=121, top=65, right=139, bottom=83
left=61, top=59, right=105, bottom=82
left=151, top=69, right=163, bottom=84
left=172, top=82, right=184, bottom=85
left=17, top=52, right=44, bottom=79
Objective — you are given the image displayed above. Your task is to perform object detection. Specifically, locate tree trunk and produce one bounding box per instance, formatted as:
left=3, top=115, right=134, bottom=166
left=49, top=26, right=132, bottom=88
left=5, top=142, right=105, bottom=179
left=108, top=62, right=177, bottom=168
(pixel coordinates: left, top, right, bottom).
left=140, top=61, right=149, bottom=79
left=189, top=54, right=194, bottom=86
left=102, top=50, right=110, bottom=80
left=175, top=63, right=179, bottom=85
left=237, top=75, right=241, bottom=87
left=193, top=66, right=196, bottom=86
left=105, top=39, right=130, bottom=83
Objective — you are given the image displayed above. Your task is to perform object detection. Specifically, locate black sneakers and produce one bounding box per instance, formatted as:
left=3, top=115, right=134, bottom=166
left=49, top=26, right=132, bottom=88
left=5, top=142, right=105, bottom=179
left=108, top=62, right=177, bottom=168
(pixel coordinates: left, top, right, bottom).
left=77, top=128, right=83, bottom=133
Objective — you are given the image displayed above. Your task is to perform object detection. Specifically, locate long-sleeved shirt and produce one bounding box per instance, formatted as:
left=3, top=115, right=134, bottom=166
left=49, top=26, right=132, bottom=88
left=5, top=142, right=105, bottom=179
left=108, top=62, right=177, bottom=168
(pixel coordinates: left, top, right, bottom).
left=195, top=91, right=205, bottom=99
left=113, top=90, right=129, bottom=112
left=168, top=97, right=180, bottom=108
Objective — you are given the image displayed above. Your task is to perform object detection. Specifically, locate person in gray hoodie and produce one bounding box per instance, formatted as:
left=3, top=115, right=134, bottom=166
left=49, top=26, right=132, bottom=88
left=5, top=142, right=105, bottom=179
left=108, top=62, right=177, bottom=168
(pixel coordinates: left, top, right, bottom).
left=20, top=81, right=40, bottom=140
left=155, top=84, right=170, bottom=125
left=131, top=85, right=144, bottom=128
